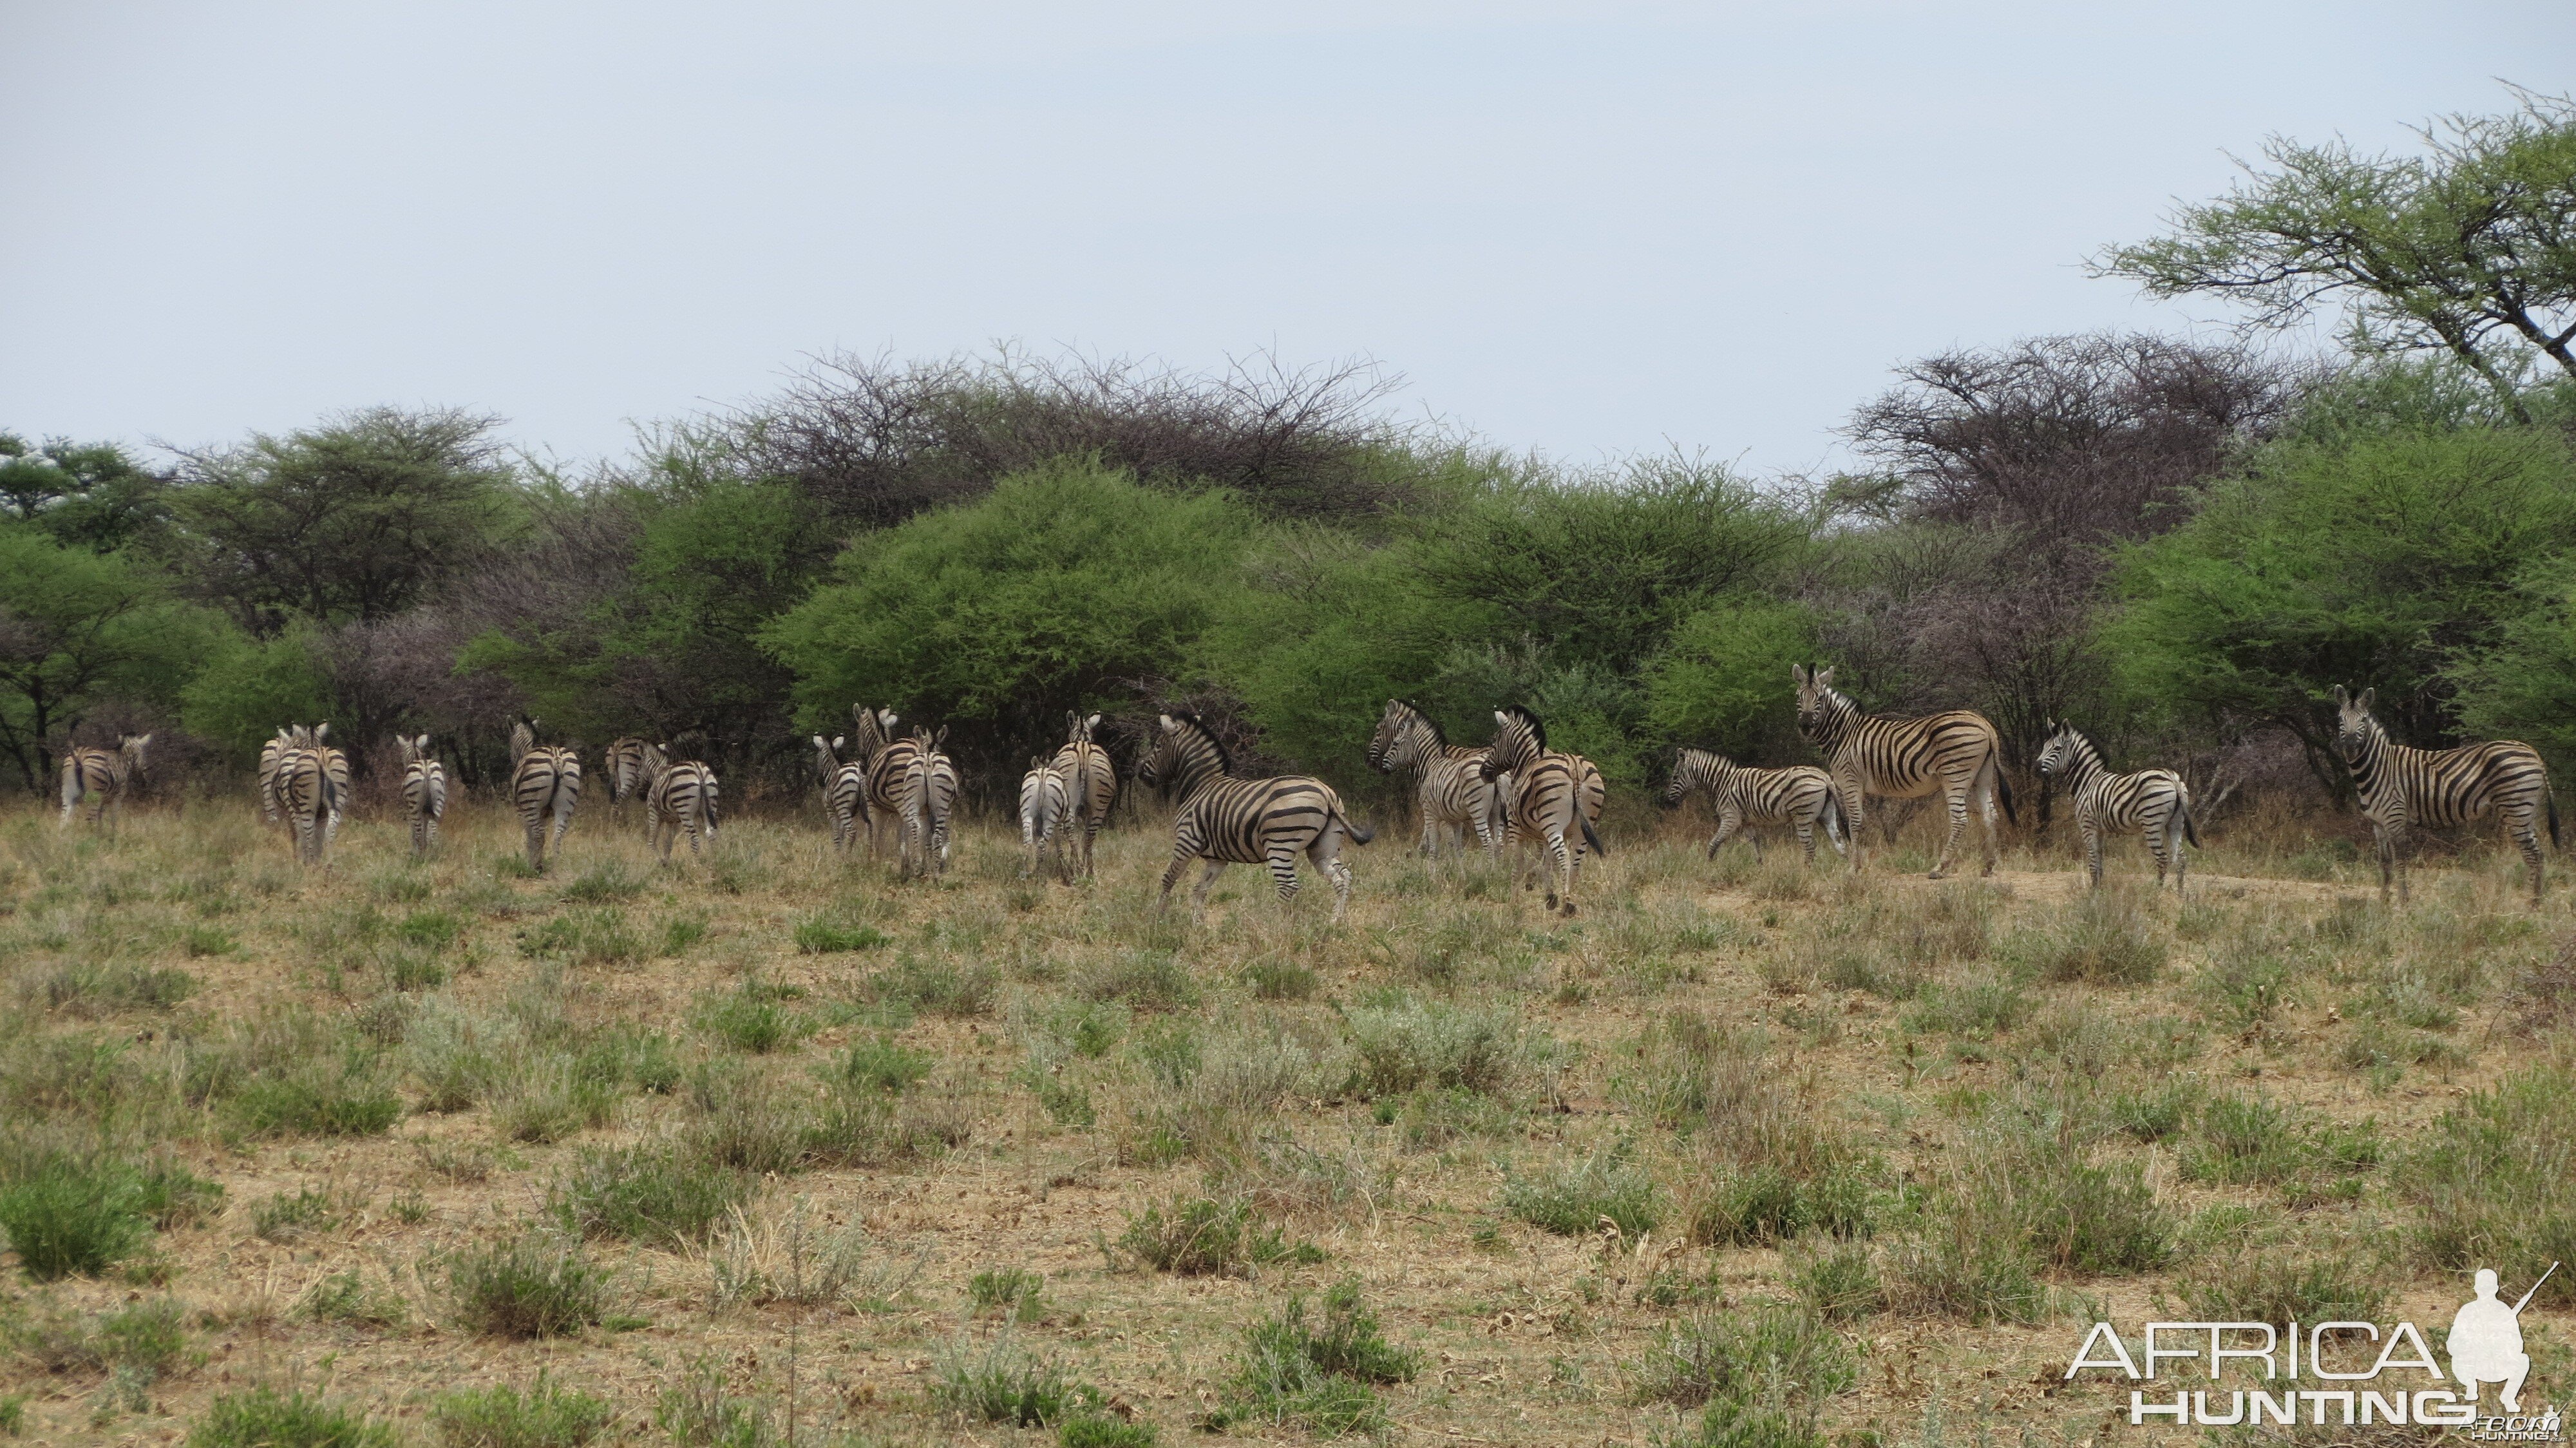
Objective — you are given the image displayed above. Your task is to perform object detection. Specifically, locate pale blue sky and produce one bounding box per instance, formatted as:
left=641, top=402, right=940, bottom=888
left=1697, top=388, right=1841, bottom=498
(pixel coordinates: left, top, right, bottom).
left=5, top=2, right=2570, bottom=477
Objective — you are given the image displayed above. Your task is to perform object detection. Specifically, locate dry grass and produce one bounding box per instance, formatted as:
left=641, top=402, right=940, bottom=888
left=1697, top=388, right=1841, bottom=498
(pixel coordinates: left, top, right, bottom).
left=0, top=789, right=2568, bottom=1445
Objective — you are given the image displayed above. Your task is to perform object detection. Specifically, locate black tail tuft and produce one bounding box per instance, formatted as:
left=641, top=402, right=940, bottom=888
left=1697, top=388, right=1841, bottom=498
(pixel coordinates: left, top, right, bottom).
left=1579, top=812, right=1607, bottom=857
left=1343, top=811, right=1376, bottom=846
left=2551, top=793, right=2563, bottom=851
left=2182, top=802, right=2202, bottom=850
left=1994, top=765, right=2018, bottom=826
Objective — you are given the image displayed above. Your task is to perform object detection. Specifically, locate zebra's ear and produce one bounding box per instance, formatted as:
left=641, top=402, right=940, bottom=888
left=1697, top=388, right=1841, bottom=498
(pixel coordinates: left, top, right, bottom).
left=1814, top=666, right=1834, bottom=690
left=2358, top=687, right=2375, bottom=712
left=1790, top=663, right=1806, bottom=687
left=2331, top=685, right=2349, bottom=708
left=832, top=735, right=844, bottom=750
left=1084, top=713, right=1102, bottom=733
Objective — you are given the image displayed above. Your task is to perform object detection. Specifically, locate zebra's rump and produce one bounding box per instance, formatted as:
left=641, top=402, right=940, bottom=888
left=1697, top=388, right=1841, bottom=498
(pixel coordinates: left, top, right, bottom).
left=866, top=741, right=923, bottom=811
left=650, top=764, right=717, bottom=820
left=1508, top=756, right=1589, bottom=834
left=1179, top=777, right=1345, bottom=862
left=513, top=751, right=581, bottom=817
left=1050, top=741, right=1116, bottom=823
left=1843, top=712, right=1999, bottom=795
left=404, top=763, right=448, bottom=816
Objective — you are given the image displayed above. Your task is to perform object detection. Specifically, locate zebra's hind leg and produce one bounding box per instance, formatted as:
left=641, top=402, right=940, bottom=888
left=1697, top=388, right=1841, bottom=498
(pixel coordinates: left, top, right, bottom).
left=1192, top=859, right=1229, bottom=919
left=2514, top=814, right=2544, bottom=906
left=2081, top=819, right=2104, bottom=890
left=524, top=820, right=547, bottom=873
left=1310, top=835, right=1354, bottom=921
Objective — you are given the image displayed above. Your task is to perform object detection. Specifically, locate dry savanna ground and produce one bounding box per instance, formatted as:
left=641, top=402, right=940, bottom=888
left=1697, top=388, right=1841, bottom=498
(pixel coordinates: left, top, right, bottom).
left=3, top=784, right=2573, bottom=1448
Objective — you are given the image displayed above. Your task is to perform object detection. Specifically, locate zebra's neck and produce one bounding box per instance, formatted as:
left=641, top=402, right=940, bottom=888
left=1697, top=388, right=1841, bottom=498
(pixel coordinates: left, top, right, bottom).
left=1162, top=734, right=1226, bottom=798
left=2054, top=750, right=2105, bottom=792
left=2344, top=723, right=2393, bottom=805
left=1806, top=692, right=1860, bottom=753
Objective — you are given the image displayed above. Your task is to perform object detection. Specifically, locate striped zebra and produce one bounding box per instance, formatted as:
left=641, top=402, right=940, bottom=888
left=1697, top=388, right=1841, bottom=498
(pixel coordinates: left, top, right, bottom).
left=1664, top=747, right=1846, bottom=864
left=1137, top=711, right=1375, bottom=920
left=1049, top=711, right=1118, bottom=879
left=847, top=705, right=925, bottom=861
left=603, top=738, right=651, bottom=822
left=1368, top=699, right=1504, bottom=858
left=274, top=738, right=336, bottom=865
left=639, top=743, right=719, bottom=862
left=1020, top=754, right=1071, bottom=879
left=58, top=734, right=151, bottom=828
left=895, top=726, right=958, bottom=879
left=810, top=735, right=869, bottom=851
left=2333, top=685, right=2559, bottom=905
left=258, top=725, right=312, bottom=823
left=1790, top=665, right=2014, bottom=879
left=313, top=726, right=352, bottom=853
left=397, top=733, right=448, bottom=857
left=2033, top=723, right=2196, bottom=891
left=1477, top=707, right=1607, bottom=915
left=507, top=717, right=582, bottom=872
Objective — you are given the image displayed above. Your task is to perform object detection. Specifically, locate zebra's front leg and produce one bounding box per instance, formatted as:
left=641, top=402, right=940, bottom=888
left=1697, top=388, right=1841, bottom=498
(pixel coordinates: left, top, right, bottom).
left=2080, top=818, right=2104, bottom=890
left=1836, top=779, right=1868, bottom=873
left=1706, top=808, right=1743, bottom=861
left=2372, top=823, right=2399, bottom=905
left=1154, top=850, right=1193, bottom=915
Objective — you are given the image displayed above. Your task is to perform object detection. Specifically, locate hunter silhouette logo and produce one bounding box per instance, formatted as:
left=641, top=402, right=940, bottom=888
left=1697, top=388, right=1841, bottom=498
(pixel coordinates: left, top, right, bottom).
left=2063, top=1262, right=2562, bottom=1433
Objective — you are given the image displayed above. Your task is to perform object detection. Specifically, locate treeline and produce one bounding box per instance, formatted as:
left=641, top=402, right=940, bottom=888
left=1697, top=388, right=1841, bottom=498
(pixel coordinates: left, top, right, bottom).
left=8, top=92, right=2575, bottom=815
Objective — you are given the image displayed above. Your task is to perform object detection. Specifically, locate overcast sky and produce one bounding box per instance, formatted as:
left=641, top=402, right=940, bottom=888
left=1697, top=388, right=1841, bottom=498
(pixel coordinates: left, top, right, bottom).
left=5, top=3, right=2569, bottom=478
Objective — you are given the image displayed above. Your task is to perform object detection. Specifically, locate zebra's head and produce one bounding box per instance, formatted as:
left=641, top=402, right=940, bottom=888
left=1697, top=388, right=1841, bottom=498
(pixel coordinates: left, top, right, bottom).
left=397, top=734, right=428, bottom=765
left=812, top=734, right=842, bottom=780
left=1369, top=700, right=1432, bottom=773
left=1481, top=707, right=1542, bottom=781
left=2331, top=685, right=2381, bottom=761
left=1790, top=664, right=1844, bottom=743
left=2034, top=720, right=2076, bottom=779
left=509, top=718, right=535, bottom=763
left=1067, top=711, right=1101, bottom=745
left=118, top=734, right=152, bottom=772
left=1663, top=748, right=1721, bottom=805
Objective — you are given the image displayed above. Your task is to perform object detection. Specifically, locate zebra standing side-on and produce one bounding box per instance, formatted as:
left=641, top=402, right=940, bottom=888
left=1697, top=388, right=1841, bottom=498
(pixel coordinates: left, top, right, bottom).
left=639, top=743, right=720, bottom=862
left=397, top=733, right=449, bottom=857
left=2333, top=685, right=2558, bottom=906
left=1790, top=665, right=2014, bottom=879
left=2034, top=722, right=2196, bottom=891
left=1139, top=712, right=1375, bottom=920
left=847, top=705, right=925, bottom=861
left=1020, top=754, right=1070, bottom=879
left=603, top=738, right=651, bottom=823
left=1050, top=711, right=1119, bottom=879
left=508, top=717, right=582, bottom=872
left=1664, top=747, right=1846, bottom=864
left=1479, top=707, right=1607, bottom=915
left=811, top=735, right=869, bottom=852
left=59, top=734, right=151, bottom=829
left=1369, top=699, right=1504, bottom=859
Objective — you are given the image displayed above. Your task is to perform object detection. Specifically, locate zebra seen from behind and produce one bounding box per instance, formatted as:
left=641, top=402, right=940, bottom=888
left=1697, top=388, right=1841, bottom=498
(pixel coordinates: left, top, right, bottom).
left=259, top=725, right=312, bottom=823
left=507, top=717, right=582, bottom=872
left=274, top=736, right=336, bottom=865
left=2332, top=685, right=2559, bottom=906
left=1790, top=665, right=2014, bottom=879
left=314, top=727, right=352, bottom=853
left=1050, top=711, right=1118, bottom=879
left=603, top=738, right=651, bottom=822
left=1021, top=754, right=1070, bottom=880
left=59, top=734, right=151, bottom=829
left=1664, top=747, right=1845, bottom=864
left=1478, top=707, right=1607, bottom=915
left=811, top=735, right=869, bottom=852
left=397, top=733, right=448, bottom=857
left=896, top=726, right=956, bottom=879
left=1368, top=698, right=1503, bottom=858
left=2033, top=722, right=2196, bottom=891
left=847, top=705, right=924, bottom=861
left=1137, top=711, right=1374, bottom=921
left=639, top=743, right=719, bottom=862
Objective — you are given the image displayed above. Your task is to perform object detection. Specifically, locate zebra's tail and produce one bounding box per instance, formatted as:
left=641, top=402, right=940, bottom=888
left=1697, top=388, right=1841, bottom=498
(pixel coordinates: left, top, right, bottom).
left=2550, top=792, right=2562, bottom=851
left=2181, top=800, right=2202, bottom=850
left=1994, top=763, right=2018, bottom=826
left=1337, top=804, right=1376, bottom=846
left=1820, top=790, right=1849, bottom=853
left=1579, top=812, right=1607, bottom=857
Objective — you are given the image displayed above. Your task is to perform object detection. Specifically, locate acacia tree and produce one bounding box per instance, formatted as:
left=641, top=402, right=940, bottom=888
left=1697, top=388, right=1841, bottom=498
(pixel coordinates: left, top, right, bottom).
left=2098, top=89, right=2576, bottom=410
left=0, top=528, right=211, bottom=790
left=0, top=433, right=167, bottom=553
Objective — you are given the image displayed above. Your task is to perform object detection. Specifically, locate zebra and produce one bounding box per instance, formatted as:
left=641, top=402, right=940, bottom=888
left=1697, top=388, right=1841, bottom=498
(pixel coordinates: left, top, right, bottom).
left=1050, top=711, right=1119, bottom=879
left=397, top=733, right=448, bottom=857
left=1664, top=747, right=1846, bottom=864
left=313, top=726, right=352, bottom=853
left=274, top=738, right=336, bottom=865
left=59, top=734, right=151, bottom=828
left=639, top=743, right=720, bottom=862
left=2332, top=685, right=2559, bottom=906
left=603, top=738, right=651, bottom=822
left=1368, top=699, right=1504, bottom=858
left=847, top=705, right=925, bottom=861
left=1139, top=712, right=1374, bottom=921
left=1020, top=754, right=1071, bottom=879
left=2033, top=722, right=2197, bottom=891
left=895, top=726, right=958, bottom=879
left=1477, top=707, right=1607, bottom=915
left=507, top=717, right=582, bottom=872
left=258, top=725, right=310, bottom=824
left=1790, top=665, right=2014, bottom=879
left=810, top=735, right=869, bottom=852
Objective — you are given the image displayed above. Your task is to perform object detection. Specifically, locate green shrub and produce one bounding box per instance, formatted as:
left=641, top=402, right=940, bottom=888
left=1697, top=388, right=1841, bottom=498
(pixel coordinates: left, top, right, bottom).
left=558, top=862, right=645, bottom=904
left=397, top=910, right=468, bottom=951
left=692, top=979, right=809, bottom=1054
left=188, top=1389, right=395, bottom=1448
left=2399, top=1065, right=2576, bottom=1304
left=1116, top=1196, right=1321, bottom=1276
left=1632, top=1304, right=1853, bottom=1409
left=1501, top=1150, right=1663, bottom=1236
left=430, top=1375, right=614, bottom=1448
left=254, top=1185, right=339, bottom=1242
left=297, top=1270, right=408, bottom=1328
left=2175, top=1252, right=2392, bottom=1324
left=0, top=1393, right=23, bottom=1436
left=931, top=1335, right=1100, bottom=1427
left=97, top=1297, right=193, bottom=1380
left=0, top=1152, right=153, bottom=1280
left=1692, top=1161, right=1876, bottom=1246
left=969, top=1266, right=1045, bottom=1322
left=1205, top=1281, right=1418, bottom=1437
left=225, top=1053, right=402, bottom=1138
left=683, top=1062, right=806, bottom=1174
left=553, top=1145, right=749, bottom=1245
left=792, top=915, right=889, bottom=954
left=1079, top=950, right=1199, bottom=1013
left=1343, top=998, right=1523, bottom=1098
left=1881, top=1210, right=2045, bottom=1324
left=2005, top=890, right=2164, bottom=986
left=448, top=1231, right=612, bottom=1338
left=1790, top=1243, right=1883, bottom=1322
left=1057, top=1412, right=1159, bottom=1447
left=868, top=956, right=997, bottom=1017
left=656, top=1359, right=772, bottom=1448
left=835, top=1036, right=931, bottom=1094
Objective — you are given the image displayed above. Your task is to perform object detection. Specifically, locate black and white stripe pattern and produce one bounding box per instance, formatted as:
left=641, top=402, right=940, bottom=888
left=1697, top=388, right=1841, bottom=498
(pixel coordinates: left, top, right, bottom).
left=1790, top=665, right=2014, bottom=879
left=314, top=727, right=352, bottom=852
left=848, top=705, right=924, bottom=861
left=1369, top=699, right=1503, bottom=858
left=2333, top=685, right=2559, bottom=905
left=275, top=738, right=335, bottom=864
left=58, top=734, right=150, bottom=828
left=1478, top=707, right=1607, bottom=915
left=640, top=743, right=719, bottom=862
left=1020, top=754, right=1070, bottom=879
left=2034, top=723, right=2195, bottom=891
left=508, top=717, right=582, bottom=872
left=603, top=738, right=650, bottom=821
left=1664, top=747, right=1845, bottom=864
left=1139, top=711, right=1374, bottom=920
left=397, top=733, right=448, bottom=857
left=811, top=734, right=869, bottom=852
left=258, top=725, right=309, bottom=824
left=1049, top=711, right=1118, bottom=879
left=896, top=726, right=956, bottom=879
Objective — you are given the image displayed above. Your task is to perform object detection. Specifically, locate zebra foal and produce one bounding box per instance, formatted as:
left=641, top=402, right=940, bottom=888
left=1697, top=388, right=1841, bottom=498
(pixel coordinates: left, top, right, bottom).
left=1368, top=699, right=1502, bottom=858
left=1663, top=747, right=1845, bottom=864
left=1790, top=665, right=2013, bottom=879
left=397, top=733, right=448, bottom=857
left=2033, top=723, right=2195, bottom=891
left=2333, top=685, right=2558, bottom=906
left=640, top=743, right=719, bottom=862
left=811, top=735, right=869, bottom=851
left=1139, top=712, right=1374, bottom=921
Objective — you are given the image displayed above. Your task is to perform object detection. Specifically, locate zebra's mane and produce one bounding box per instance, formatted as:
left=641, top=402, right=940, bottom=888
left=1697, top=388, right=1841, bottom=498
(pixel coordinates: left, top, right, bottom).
left=1169, top=712, right=1233, bottom=777
left=1499, top=705, right=1546, bottom=751
left=1396, top=700, right=1446, bottom=748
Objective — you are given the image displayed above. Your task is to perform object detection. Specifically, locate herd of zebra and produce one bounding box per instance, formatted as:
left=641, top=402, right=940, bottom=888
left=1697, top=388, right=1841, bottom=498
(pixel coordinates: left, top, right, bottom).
left=49, top=666, right=2566, bottom=910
